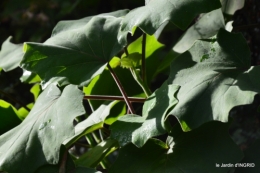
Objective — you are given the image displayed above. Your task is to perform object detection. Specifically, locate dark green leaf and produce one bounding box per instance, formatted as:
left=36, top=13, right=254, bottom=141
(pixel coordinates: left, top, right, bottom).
left=118, top=0, right=221, bottom=44
left=0, top=85, right=85, bottom=173
left=21, top=10, right=129, bottom=88
left=75, top=138, right=118, bottom=168
left=109, top=121, right=243, bottom=173
left=110, top=83, right=179, bottom=147
left=0, top=36, right=23, bottom=71
left=168, top=29, right=260, bottom=131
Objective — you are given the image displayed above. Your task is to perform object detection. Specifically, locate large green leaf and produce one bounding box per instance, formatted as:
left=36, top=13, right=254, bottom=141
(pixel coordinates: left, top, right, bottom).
left=109, top=121, right=243, bottom=173
left=75, top=138, right=118, bottom=168
left=0, top=100, right=21, bottom=135
left=52, top=9, right=129, bottom=36
left=63, top=101, right=117, bottom=147
left=168, top=29, right=260, bottom=131
left=118, top=0, right=221, bottom=44
left=110, top=83, right=179, bottom=147
left=0, top=36, right=23, bottom=71
left=21, top=10, right=129, bottom=88
left=173, top=9, right=225, bottom=53
left=0, top=85, right=85, bottom=173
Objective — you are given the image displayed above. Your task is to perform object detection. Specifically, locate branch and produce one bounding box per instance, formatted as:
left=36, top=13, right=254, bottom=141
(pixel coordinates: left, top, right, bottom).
left=107, top=63, right=135, bottom=114
left=84, top=95, right=146, bottom=103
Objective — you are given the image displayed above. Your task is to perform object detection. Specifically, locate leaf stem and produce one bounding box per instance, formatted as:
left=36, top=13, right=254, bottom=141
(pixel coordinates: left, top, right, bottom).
left=142, top=33, right=147, bottom=82
left=59, top=150, right=68, bottom=173
left=124, top=46, right=151, bottom=97
left=107, top=63, right=135, bottom=114
left=84, top=95, right=146, bottom=103
left=0, top=89, right=31, bottom=112
left=130, top=68, right=152, bottom=97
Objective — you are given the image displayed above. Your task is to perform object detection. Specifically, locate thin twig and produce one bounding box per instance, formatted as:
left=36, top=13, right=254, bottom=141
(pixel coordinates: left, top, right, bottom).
left=107, top=63, right=135, bottom=114
left=84, top=95, right=146, bottom=103
left=59, top=150, right=68, bottom=173
left=142, top=33, right=147, bottom=82
left=0, top=89, right=31, bottom=112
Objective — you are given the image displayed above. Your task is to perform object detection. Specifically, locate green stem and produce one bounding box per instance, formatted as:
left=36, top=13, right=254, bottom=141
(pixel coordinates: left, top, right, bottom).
left=0, top=89, right=31, bottom=112
left=92, top=131, right=101, bottom=144
left=85, top=134, right=96, bottom=147
left=107, top=63, right=135, bottom=114
left=124, top=46, right=151, bottom=97
left=130, top=68, right=152, bottom=97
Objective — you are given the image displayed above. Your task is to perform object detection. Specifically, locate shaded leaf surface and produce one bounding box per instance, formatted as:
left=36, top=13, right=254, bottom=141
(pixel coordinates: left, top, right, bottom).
left=21, top=10, right=128, bottom=88
left=118, top=0, right=221, bottom=43
left=109, top=121, right=243, bottom=173
left=0, top=36, right=23, bottom=71
left=76, top=138, right=118, bottom=168
left=110, top=83, right=179, bottom=147
left=173, top=9, right=225, bottom=53
left=168, top=29, right=260, bottom=131
left=0, top=85, right=85, bottom=173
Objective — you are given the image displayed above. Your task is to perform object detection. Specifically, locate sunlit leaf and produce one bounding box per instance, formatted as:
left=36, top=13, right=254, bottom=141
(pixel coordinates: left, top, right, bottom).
left=110, top=83, right=180, bottom=147
left=122, top=34, right=165, bottom=83
left=63, top=101, right=117, bottom=147
left=21, top=10, right=129, bottom=88
left=0, top=36, right=23, bottom=71
left=0, top=85, right=85, bottom=173
left=168, top=29, right=260, bottom=131
left=20, top=70, right=41, bottom=84
left=118, top=0, right=221, bottom=44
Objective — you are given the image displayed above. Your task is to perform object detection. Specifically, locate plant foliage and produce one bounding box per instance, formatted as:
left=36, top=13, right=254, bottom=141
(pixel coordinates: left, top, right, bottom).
left=0, top=0, right=258, bottom=172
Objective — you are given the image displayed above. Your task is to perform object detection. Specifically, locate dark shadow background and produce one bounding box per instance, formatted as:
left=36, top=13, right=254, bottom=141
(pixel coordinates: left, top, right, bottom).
left=0, top=0, right=260, bottom=151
